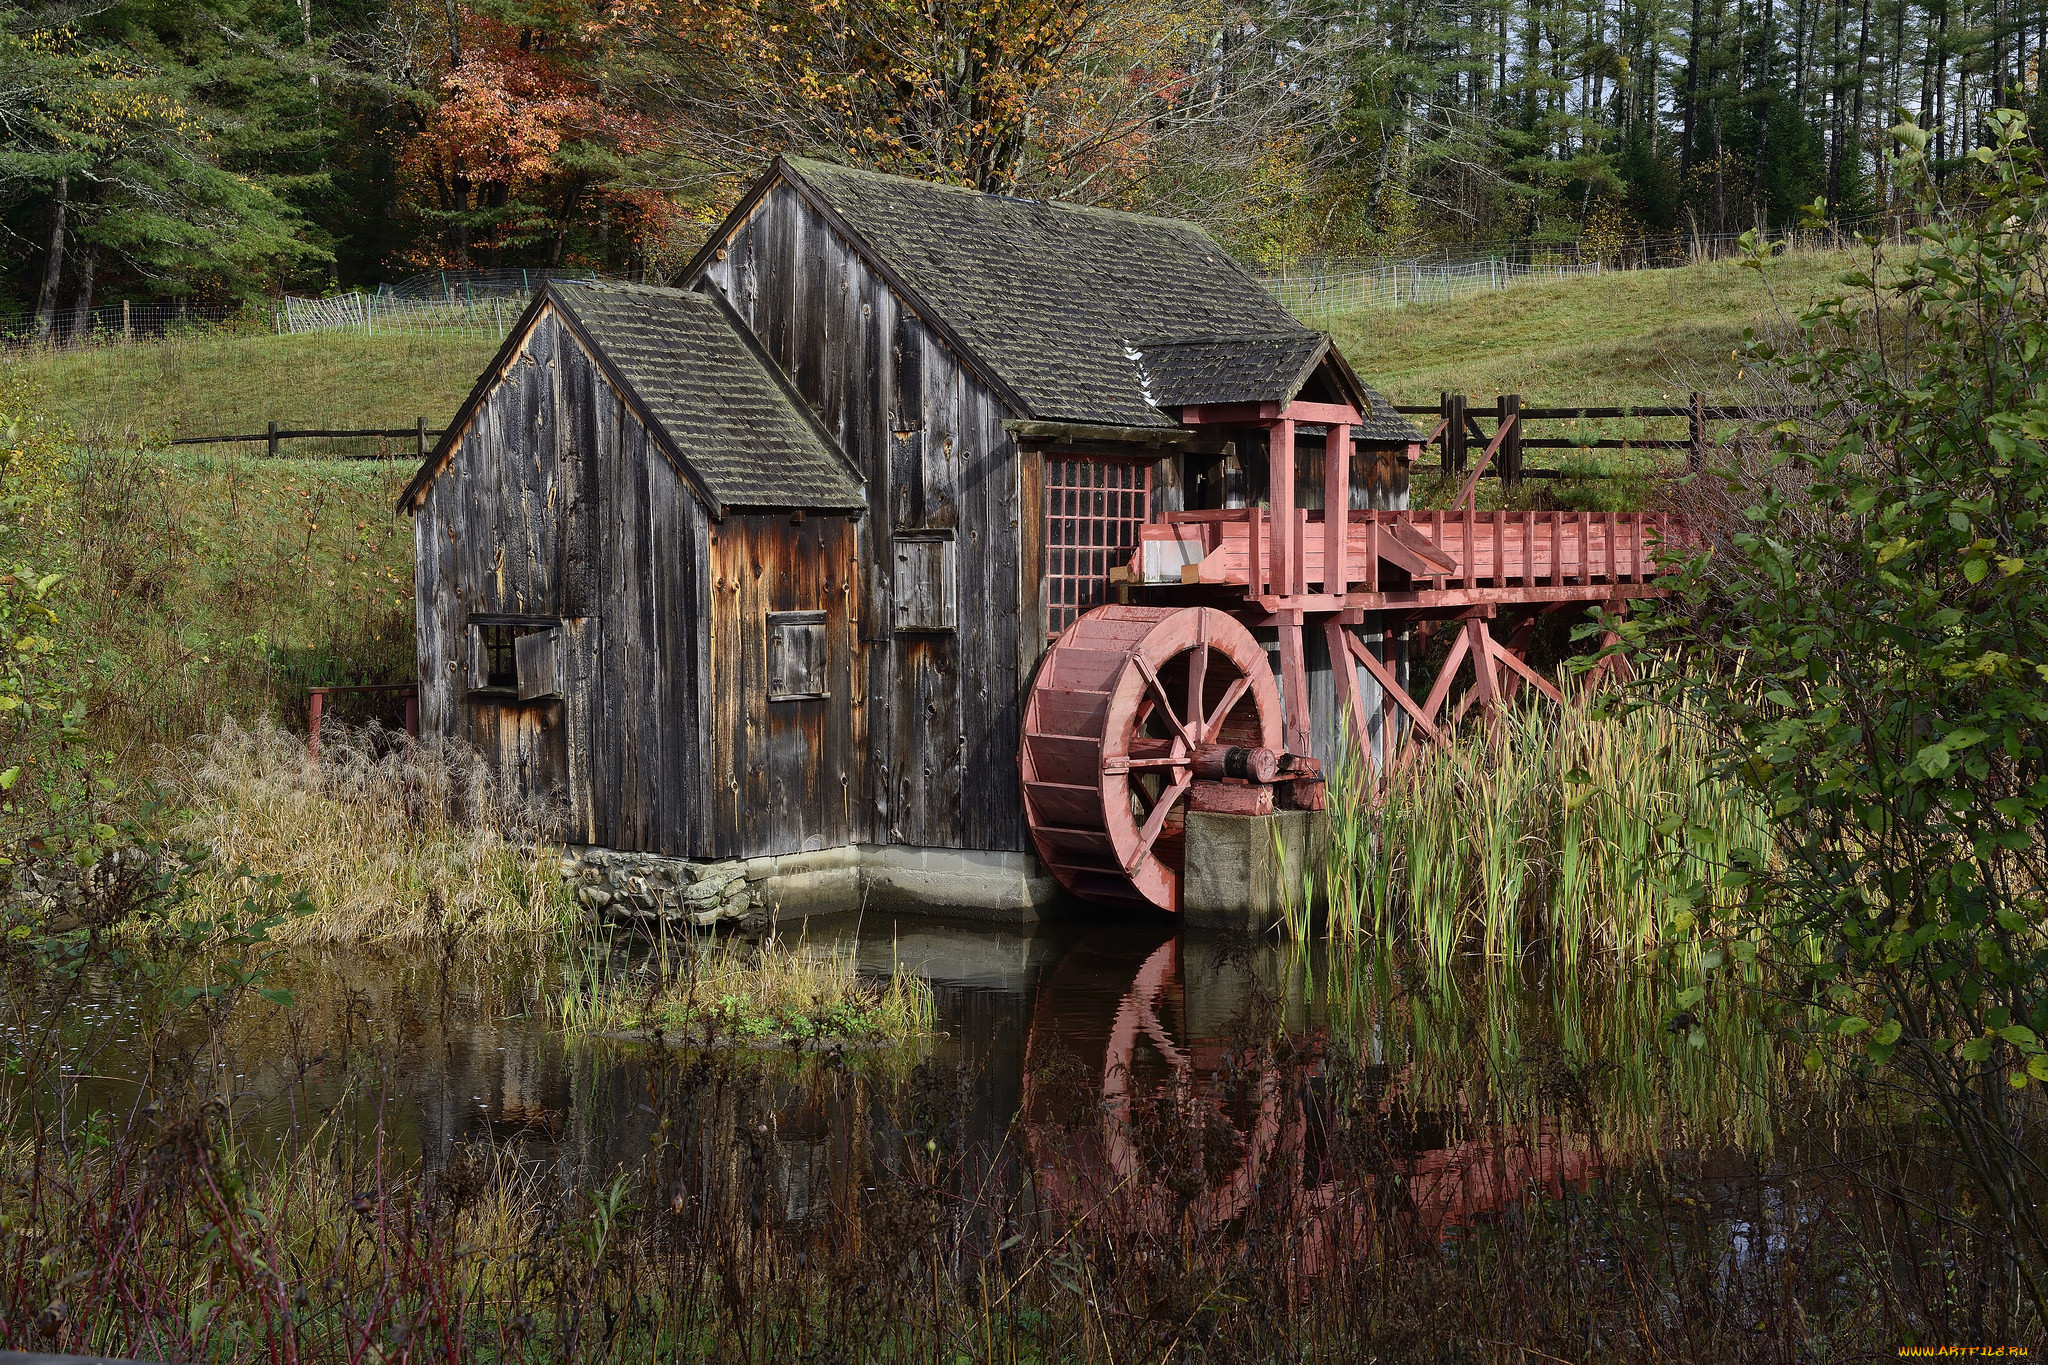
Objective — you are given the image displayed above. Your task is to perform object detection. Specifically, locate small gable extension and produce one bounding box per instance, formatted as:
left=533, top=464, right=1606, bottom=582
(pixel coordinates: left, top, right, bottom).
left=400, top=280, right=863, bottom=516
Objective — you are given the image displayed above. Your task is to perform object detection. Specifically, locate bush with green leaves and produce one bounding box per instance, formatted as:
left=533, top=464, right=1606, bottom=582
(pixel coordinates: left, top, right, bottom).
left=1637, top=110, right=2048, bottom=1315
left=0, top=379, right=114, bottom=881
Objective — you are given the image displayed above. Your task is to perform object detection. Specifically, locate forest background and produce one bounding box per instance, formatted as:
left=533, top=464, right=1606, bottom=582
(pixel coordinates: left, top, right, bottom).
left=3, top=0, right=2046, bottom=323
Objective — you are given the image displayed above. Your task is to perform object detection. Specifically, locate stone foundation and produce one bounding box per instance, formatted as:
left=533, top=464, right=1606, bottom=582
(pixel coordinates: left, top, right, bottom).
left=1181, top=810, right=1330, bottom=933
left=561, top=842, right=1075, bottom=932
left=560, top=849, right=771, bottom=935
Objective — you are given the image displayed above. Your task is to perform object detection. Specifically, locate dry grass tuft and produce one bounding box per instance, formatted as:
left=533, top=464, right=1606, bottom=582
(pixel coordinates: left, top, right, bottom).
left=171, top=716, right=568, bottom=942
left=558, top=933, right=937, bottom=1048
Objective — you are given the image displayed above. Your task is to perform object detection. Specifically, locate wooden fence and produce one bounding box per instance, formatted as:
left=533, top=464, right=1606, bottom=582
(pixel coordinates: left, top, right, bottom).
left=1395, top=392, right=1793, bottom=483
left=168, top=420, right=445, bottom=459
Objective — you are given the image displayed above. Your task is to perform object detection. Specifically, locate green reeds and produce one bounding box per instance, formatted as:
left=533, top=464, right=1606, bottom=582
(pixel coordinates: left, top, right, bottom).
left=1320, top=690, right=1769, bottom=962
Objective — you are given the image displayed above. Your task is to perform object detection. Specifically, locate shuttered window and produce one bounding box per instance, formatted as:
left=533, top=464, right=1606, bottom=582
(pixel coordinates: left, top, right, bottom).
left=469, top=618, right=563, bottom=699
left=892, top=532, right=957, bottom=632
left=767, top=611, right=829, bottom=701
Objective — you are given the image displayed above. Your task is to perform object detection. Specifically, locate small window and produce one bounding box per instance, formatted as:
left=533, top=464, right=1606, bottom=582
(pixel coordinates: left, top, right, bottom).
left=767, top=611, right=828, bottom=701
left=893, top=532, right=956, bottom=632
left=469, top=618, right=562, bottom=699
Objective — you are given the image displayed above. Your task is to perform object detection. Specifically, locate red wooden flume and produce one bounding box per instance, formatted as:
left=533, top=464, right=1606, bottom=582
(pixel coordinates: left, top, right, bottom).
left=1019, top=397, right=1682, bottom=911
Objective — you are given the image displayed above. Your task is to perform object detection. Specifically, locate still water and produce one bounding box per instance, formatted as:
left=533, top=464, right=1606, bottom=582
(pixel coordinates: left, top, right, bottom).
left=63, top=910, right=1781, bottom=1241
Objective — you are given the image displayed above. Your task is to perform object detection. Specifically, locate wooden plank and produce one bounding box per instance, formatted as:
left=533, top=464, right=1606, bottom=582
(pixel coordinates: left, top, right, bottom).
left=1342, top=625, right=1443, bottom=748
left=1269, top=421, right=1294, bottom=594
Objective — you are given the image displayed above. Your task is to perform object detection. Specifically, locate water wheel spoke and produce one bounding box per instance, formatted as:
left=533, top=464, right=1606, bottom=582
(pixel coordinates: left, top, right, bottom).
left=1127, top=772, right=1192, bottom=870
left=1186, top=617, right=1211, bottom=738
left=1199, top=676, right=1252, bottom=744
left=1135, top=656, right=1190, bottom=741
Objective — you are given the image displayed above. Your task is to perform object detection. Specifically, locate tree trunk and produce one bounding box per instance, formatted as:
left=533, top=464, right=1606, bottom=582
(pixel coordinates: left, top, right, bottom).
left=34, top=174, right=69, bottom=343
left=1847, top=0, right=1871, bottom=209
left=1683, top=0, right=1706, bottom=175
left=69, top=242, right=97, bottom=344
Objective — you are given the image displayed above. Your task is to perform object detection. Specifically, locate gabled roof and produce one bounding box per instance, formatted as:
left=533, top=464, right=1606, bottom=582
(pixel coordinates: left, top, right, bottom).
left=1130, top=332, right=1331, bottom=409
left=1128, top=332, right=1424, bottom=444
left=701, top=156, right=1324, bottom=430
left=400, top=280, right=864, bottom=516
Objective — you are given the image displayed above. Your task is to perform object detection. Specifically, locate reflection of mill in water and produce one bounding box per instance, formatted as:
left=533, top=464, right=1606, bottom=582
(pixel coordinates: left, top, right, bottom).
left=1020, top=932, right=1603, bottom=1250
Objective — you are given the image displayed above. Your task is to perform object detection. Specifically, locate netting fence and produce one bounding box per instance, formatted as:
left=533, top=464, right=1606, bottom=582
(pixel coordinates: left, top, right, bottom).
left=1256, top=222, right=1904, bottom=318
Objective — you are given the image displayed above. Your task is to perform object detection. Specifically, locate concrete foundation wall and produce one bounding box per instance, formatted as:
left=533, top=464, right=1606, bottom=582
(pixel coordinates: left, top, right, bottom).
left=1182, top=810, right=1330, bottom=934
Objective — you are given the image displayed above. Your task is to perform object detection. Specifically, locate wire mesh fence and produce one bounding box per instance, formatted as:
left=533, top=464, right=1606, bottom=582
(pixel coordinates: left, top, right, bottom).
left=274, top=268, right=600, bottom=339
left=1259, top=256, right=1605, bottom=316
left=1256, top=222, right=1907, bottom=318
left=0, top=300, right=250, bottom=352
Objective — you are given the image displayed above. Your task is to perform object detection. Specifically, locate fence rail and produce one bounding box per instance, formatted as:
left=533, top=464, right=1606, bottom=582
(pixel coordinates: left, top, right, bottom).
left=169, top=420, right=443, bottom=459
left=1403, top=391, right=1809, bottom=482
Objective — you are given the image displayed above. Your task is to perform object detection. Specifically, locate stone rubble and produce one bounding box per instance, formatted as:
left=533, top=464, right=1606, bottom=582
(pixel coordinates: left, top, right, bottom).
left=559, top=847, right=770, bottom=936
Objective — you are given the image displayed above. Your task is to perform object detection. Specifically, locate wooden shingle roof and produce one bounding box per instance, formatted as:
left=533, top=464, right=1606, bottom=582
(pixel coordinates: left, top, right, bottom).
left=400, top=280, right=864, bottom=515
left=779, top=157, right=1315, bottom=430
left=1129, top=333, right=1425, bottom=444
left=1130, top=332, right=1330, bottom=408
left=551, top=282, right=864, bottom=511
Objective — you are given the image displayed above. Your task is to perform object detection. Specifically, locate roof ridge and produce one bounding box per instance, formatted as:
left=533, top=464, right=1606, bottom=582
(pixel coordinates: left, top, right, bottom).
left=782, top=155, right=1229, bottom=238
left=1133, top=330, right=1321, bottom=348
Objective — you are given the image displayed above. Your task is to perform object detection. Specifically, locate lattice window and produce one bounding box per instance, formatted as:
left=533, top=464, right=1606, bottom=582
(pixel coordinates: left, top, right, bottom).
left=1044, top=457, right=1152, bottom=639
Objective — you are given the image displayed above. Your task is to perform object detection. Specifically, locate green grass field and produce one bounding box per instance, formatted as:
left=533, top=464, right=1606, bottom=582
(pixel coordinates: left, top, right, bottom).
left=1327, top=246, right=1863, bottom=406
left=10, top=247, right=1869, bottom=442
left=26, top=329, right=503, bottom=441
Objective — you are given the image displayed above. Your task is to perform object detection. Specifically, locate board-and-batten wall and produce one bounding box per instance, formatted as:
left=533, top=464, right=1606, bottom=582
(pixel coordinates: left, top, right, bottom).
left=415, top=307, right=708, bottom=857
left=698, top=181, right=1034, bottom=856
left=413, top=305, right=870, bottom=863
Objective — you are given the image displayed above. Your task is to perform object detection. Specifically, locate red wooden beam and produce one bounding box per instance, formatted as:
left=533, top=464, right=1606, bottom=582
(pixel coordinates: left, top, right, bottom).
left=1342, top=628, right=1444, bottom=747
left=1324, top=421, right=1349, bottom=594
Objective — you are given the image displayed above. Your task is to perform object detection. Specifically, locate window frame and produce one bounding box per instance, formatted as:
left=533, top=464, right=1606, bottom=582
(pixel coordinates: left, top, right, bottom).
left=891, top=529, right=958, bottom=634
left=467, top=614, right=564, bottom=701
left=766, top=609, right=830, bottom=702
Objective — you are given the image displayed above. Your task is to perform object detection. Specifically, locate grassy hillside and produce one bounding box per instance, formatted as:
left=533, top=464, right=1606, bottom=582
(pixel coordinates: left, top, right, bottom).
left=24, top=330, right=502, bottom=441
left=1328, top=246, right=1864, bottom=406
left=10, top=247, right=1867, bottom=442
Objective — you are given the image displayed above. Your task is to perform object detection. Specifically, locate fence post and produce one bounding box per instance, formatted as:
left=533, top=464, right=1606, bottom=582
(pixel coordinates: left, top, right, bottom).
left=1444, top=393, right=1468, bottom=474
left=267, top=420, right=279, bottom=459
left=416, top=417, right=428, bottom=458
left=122, top=299, right=131, bottom=341
left=1688, top=392, right=1707, bottom=471
left=1498, top=393, right=1522, bottom=486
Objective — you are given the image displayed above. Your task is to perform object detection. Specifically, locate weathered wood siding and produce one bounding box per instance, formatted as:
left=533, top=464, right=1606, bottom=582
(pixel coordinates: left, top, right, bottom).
left=698, top=183, right=1032, bottom=854
left=706, top=515, right=863, bottom=857
left=414, top=307, right=713, bottom=855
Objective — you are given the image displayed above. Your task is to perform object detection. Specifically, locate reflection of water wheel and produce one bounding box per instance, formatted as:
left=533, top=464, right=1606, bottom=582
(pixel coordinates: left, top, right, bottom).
left=1020, top=606, right=1283, bottom=911
left=1021, top=934, right=1290, bottom=1234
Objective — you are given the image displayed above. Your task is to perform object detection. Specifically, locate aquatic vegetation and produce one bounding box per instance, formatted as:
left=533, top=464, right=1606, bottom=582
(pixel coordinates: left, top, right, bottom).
left=170, top=716, right=570, bottom=942
left=554, top=931, right=936, bottom=1049
left=1319, top=687, right=1770, bottom=963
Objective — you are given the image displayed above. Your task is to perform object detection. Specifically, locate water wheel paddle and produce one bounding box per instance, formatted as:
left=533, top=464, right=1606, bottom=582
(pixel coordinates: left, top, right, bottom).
left=1020, top=605, right=1283, bottom=911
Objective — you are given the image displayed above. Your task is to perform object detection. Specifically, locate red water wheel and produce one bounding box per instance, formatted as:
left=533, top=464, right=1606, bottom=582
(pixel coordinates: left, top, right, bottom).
left=1021, top=605, right=1283, bottom=910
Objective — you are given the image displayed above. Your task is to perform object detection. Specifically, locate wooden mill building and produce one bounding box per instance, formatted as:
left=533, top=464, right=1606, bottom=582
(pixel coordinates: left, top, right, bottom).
left=401, top=156, right=1424, bottom=915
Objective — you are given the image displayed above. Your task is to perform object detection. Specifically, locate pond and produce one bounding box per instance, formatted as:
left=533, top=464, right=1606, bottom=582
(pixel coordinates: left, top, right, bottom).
left=16, top=911, right=2025, bottom=1359
left=64, top=913, right=1784, bottom=1213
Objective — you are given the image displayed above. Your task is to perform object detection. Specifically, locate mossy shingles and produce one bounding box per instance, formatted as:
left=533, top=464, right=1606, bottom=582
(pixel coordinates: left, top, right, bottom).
left=787, top=157, right=1312, bottom=428
left=549, top=282, right=865, bottom=511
